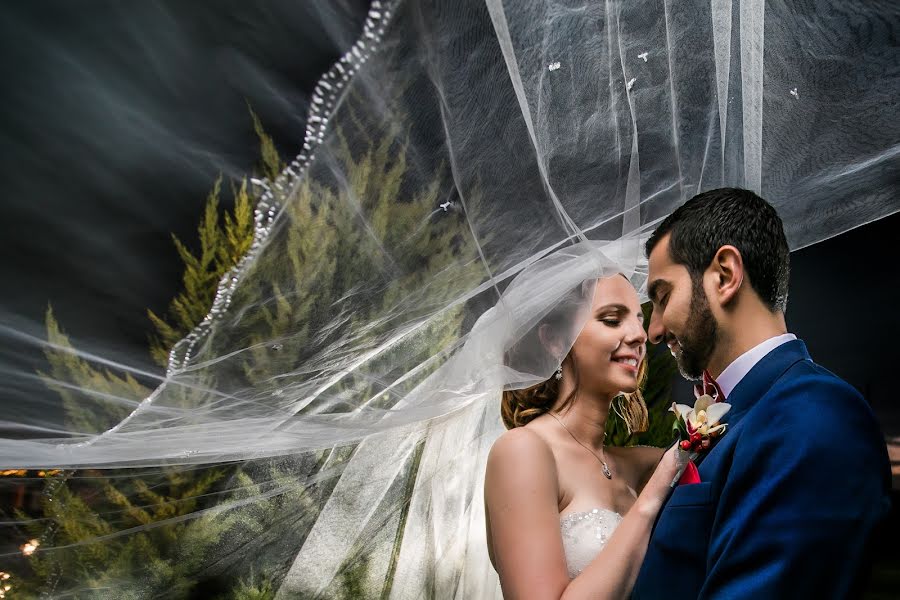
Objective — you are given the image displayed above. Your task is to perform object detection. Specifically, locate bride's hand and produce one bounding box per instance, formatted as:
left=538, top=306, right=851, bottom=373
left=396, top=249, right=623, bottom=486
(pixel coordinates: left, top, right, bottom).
left=634, top=444, right=683, bottom=516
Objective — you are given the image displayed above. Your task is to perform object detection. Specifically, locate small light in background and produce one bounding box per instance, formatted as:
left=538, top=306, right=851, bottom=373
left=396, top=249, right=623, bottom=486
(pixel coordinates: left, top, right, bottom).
left=21, top=538, right=40, bottom=556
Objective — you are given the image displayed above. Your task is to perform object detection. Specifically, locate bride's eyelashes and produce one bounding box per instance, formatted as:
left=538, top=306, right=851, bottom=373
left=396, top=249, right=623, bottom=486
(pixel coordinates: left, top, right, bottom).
left=598, top=310, right=642, bottom=328
left=597, top=310, right=623, bottom=326
left=598, top=311, right=644, bottom=328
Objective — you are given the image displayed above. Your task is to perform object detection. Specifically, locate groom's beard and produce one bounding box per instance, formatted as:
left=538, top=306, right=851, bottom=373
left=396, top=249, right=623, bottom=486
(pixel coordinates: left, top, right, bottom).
left=672, top=277, right=718, bottom=380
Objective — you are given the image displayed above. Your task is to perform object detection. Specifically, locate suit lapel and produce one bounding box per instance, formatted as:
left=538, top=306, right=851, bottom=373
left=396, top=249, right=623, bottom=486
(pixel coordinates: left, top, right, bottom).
left=721, top=339, right=811, bottom=431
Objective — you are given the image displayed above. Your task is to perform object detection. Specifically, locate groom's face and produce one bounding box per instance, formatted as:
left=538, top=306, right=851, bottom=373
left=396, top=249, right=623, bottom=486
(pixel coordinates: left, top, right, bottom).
left=647, top=234, right=719, bottom=380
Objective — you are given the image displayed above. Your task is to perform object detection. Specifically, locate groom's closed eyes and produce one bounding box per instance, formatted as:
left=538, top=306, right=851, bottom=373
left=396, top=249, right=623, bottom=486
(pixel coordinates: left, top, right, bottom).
left=648, top=280, right=672, bottom=309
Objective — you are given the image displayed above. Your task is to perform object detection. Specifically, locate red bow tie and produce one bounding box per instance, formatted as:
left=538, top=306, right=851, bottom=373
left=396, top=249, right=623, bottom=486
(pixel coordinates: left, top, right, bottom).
left=694, top=369, right=725, bottom=402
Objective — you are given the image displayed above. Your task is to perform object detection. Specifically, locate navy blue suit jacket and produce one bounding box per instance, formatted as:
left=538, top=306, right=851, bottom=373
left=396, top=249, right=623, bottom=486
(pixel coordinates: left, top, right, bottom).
left=632, top=340, right=891, bottom=599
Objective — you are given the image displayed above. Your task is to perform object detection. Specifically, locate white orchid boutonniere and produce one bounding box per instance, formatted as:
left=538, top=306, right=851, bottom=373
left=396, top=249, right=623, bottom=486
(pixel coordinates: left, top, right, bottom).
left=671, top=394, right=731, bottom=452
left=668, top=394, right=731, bottom=486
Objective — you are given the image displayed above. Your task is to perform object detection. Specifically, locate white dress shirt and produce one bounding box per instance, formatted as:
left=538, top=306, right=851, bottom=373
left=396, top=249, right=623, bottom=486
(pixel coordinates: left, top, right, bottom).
left=715, top=333, right=797, bottom=399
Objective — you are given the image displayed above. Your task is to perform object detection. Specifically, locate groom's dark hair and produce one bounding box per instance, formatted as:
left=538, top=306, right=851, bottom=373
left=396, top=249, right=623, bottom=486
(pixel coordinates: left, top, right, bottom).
left=646, top=188, right=790, bottom=312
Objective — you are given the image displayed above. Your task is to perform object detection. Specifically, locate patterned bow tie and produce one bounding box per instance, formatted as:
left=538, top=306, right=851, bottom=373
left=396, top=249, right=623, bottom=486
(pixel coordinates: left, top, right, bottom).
left=694, top=369, right=725, bottom=402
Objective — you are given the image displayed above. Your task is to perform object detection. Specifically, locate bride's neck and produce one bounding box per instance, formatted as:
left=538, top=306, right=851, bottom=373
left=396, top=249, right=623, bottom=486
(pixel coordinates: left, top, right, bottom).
left=551, top=391, right=612, bottom=451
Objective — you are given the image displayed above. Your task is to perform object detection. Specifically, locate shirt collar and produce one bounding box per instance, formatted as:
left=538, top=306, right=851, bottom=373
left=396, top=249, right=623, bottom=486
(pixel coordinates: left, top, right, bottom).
left=715, top=333, right=797, bottom=399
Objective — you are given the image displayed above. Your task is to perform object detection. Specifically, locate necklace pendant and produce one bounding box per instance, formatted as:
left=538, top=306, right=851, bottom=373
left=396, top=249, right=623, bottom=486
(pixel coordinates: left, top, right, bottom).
left=602, top=462, right=612, bottom=480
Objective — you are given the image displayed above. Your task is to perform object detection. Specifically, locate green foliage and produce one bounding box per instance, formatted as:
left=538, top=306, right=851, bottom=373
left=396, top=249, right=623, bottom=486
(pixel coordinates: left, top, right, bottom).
left=16, top=466, right=229, bottom=597
left=210, top=104, right=485, bottom=595
left=224, top=572, right=277, bottom=600
left=13, top=114, right=280, bottom=598
left=250, top=106, right=282, bottom=183
left=148, top=108, right=279, bottom=368
left=14, top=479, right=114, bottom=596
left=40, top=307, right=149, bottom=433
left=146, top=177, right=257, bottom=368
left=225, top=93, right=484, bottom=414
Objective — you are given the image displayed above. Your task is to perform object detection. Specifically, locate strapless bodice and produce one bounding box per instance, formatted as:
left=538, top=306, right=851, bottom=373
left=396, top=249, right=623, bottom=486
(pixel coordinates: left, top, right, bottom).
left=559, top=507, right=623, bottom=579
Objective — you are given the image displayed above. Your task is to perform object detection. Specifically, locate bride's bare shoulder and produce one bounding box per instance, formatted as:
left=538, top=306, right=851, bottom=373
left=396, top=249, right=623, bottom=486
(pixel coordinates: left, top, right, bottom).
left=484, top=426, right=562, bottom=572
left=485, top=427, right=557, bottom=488
left=488, top=426, right=554, bottom=464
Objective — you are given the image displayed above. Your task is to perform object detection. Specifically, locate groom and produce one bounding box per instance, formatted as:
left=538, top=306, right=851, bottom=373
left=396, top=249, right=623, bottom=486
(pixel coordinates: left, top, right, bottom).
left=632, top=188, right=891, bottom=598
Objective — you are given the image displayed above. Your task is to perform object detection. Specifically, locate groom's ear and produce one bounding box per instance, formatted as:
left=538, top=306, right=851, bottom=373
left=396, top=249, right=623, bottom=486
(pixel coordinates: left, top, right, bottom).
left=709, top=245, right=744, bottom=307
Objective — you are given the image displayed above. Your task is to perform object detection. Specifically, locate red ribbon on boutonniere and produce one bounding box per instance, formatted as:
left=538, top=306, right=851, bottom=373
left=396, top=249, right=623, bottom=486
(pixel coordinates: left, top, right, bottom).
left=693, top=369, right=725, bottom=403
left=669, top=394, right=731, bottom=487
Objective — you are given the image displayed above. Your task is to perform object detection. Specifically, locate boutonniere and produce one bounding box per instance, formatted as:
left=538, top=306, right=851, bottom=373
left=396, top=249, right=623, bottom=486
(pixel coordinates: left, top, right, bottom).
left=668, top=394, right=731, bottom=487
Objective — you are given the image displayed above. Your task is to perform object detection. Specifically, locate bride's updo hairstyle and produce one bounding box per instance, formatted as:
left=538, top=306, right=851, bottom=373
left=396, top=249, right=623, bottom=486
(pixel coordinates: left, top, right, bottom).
left=500, top=275, right=649, bottom=433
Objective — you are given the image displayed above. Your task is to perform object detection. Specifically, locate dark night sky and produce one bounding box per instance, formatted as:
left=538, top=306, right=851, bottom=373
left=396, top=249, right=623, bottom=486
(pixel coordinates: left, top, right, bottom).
left=0, top=2, right=897, bottom=439
left=788, top=214, right=900, bottom=435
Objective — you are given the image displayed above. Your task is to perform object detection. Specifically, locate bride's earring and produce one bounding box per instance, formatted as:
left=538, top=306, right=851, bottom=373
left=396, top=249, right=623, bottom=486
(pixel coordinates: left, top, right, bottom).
left=555, top=365, right=563, bottom=380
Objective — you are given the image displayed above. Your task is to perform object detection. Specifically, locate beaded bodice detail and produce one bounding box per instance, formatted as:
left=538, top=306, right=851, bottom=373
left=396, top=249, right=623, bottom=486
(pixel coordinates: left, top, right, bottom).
left=559, top=507, right=623, bottom=579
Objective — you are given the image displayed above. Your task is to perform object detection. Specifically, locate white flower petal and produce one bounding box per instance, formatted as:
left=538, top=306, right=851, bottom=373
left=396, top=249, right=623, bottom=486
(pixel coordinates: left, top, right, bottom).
left=694, top=395, right=714, bottom=412
left=673, top=404, right=693, bottom=419
left=705, top=403, right=731, bottom=425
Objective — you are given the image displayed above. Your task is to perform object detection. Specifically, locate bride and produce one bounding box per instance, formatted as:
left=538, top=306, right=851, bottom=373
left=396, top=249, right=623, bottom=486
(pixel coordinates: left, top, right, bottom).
left=486, top=273, right=681, bottom=598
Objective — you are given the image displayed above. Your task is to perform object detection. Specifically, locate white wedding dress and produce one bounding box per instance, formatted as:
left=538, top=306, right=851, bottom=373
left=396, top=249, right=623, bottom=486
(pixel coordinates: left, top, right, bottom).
left=560, top=508, right=624, bottom=579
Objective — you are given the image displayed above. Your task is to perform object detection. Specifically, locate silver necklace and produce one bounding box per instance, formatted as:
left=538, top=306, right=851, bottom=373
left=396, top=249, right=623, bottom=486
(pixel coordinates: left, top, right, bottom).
left=548, top=411, right=612, bottom=480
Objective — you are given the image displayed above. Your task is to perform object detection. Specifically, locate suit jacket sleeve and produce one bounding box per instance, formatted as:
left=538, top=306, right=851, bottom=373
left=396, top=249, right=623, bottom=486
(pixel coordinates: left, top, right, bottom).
left=699, top=372, right=890, bottom=599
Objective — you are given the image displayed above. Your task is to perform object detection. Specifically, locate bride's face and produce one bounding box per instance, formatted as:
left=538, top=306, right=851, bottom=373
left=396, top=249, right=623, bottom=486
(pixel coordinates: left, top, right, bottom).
left=569, top=275, right=647, bottom=397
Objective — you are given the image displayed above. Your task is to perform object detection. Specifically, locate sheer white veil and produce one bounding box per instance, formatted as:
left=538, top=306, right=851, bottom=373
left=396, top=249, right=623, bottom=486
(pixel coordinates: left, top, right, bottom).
left=3, top=0, right=897, bottom=596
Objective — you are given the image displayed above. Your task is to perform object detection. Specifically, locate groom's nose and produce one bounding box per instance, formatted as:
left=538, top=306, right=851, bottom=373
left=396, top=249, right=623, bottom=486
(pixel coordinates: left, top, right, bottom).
left=647, top=310, right=665, bottom=345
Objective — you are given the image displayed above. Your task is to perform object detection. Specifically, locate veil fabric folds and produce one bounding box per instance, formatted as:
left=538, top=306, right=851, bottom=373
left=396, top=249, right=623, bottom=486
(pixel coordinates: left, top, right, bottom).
left=4, top=0, right=898, bottom=597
